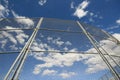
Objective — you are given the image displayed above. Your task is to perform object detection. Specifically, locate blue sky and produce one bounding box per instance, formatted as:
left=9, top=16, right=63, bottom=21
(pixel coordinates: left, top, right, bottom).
left=0, top=0, right=120, bottom=80
left=0, top=0, right=120, bottom=30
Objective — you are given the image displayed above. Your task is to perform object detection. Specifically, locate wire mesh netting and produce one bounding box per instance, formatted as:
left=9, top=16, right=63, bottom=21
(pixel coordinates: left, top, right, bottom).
left=0, top=18, right=120, bottom=80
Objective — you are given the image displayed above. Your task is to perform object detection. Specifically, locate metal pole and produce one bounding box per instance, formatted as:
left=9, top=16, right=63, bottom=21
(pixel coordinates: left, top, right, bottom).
left=4, top=17, right=43, bottom=80
left=87, top=32, right=120, bottom=80
left=4, top=37, right=32, bottom=80
left=77, top=21, right=120, bottom=80
left=11, top=25, right=41, bottom=79
left=88, top=33, right=120, bottom=68
left=10, top=26, right=39, bottom=80
left=1, top=51, right=120, bottom=58
left=13, top=17, right=43, bottom=80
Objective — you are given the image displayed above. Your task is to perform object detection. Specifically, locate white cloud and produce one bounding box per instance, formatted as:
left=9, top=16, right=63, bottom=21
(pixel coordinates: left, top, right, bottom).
left=65, top=41, right=72, bottom=46
left=88, top=12, right=103, bottom=22
left=74, top=8, right=88, bottom=19
left=89, top=18, right=94, bottom=22
left=0, top=26, right=29, bottom=50
left=42, top=69, right=57, bottom=76
left=5, top=26, right=29, bottom=44
left=32, top=36, right=84, bottom=75
left=0, top=18, right=4, bottom=21
left=12, top=11, right=34, bottom=27
left=79, top=0, right=90, bottom=9
left=0, top=4, right=5, bottom=17
left=0, top=39, right=7, bottom=49
left=106, top=19, right=120, bottom=30
left=71, top=2, right=75, bottom=9
left=53, top=37, right=64, bottom=47
left=72, top=1, right=103, bottom=21
left=32, top=33, right=120, bottom=76
left=116, top=19, right=120, bottom=25
left=85, top=33, right=120, bottom=73
left=9, top=45, right=18, bottom=50
left=106, top=26, right=119, bottom=30
left=32, top=43, right=84, bottom=75
left=1, top=31, right=17, bottom=44
left=47, top=37, right=65, bottom=47
left=59, top=72, right=76, bottom=79
left=33, top=65, right=41, bottom=75
left=33, top=63, right=54, bottom=74
left=113, top=33, right=120, bottom=40
left=38, top=0, right=47, bottom=6
left=47, top=36, right=53, bottom=41
left=84, top=55, right=107, bottom=73
left=0, top=4, right=9, bottom=18
left=48, top=37, right=72, bottom=47
left=16, top=33, right=28, bottom=44
left=63, top=47, right=68, bottom=51
left=32, top=47, right=81, bottom=68
left=89, top=12, right=94, bottom=16
left=73, top=0, right=90, bottom=18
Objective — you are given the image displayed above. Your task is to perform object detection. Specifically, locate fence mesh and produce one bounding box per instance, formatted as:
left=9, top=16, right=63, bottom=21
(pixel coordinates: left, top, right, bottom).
left=0, top=18, right=120, bottom=80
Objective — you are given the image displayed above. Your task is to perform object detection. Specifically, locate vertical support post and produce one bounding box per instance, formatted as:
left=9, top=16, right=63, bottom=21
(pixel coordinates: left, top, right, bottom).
left=14, top=17, right=43, bottom=80
left=77, top=21, right=120, bottom=80
left=88, top=32, right=120, bottom=68
left=4, top=17, right=43, bottom=80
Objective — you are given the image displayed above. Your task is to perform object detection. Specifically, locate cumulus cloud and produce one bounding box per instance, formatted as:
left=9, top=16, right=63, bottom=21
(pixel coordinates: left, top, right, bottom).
left=116, top=19, right=120, bottom=25
left=72, top=1, right=103, bottom=21
left=0, top=4, right=9, bottom=18
left=0, top=26, right=29, bottom=50
left=9, top=45, right=18, bottom=50
left=16, top=33, right=28, bottom=44
left=113, top=33, right=120, bottom=40
left=84, top=54, right=107, bottom=73
left=63, top=47, right=69, bottom=51
left=0, top=39, right=7, bottom=49
left=38, top=0, right=47, bottom=6
left=32, top=36, right=94, bottom=75
left=0, top=4, right=6, bottom=17
left=65, top=41, right=72, bottom=46
left=5, top=26, right=29, bottom=44
left=73, top=0, right=90, bottom=18
left=12, top=11, right=34, bottom=27
left=32, top=49, right=80, bottom=74
left=84, top=33, right=120, bottom=73
left=32, top=36, right=84, bottom=75
left=47, top=36, right=72, bottom=47
left=32, top=33, right=120, bottom=76
left=1, top=31, right=17, bottom=44
left=52, top=37, right=64, bottom=47
left=42, top=69, right=57, bottom=76
left=59, top=72, right=76, bottom=79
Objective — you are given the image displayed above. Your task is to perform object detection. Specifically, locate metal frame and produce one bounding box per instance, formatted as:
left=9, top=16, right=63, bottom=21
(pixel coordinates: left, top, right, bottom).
left=4, top=18, right=43, bottom=80
left=77, top=21, right=120, bottom=80
left=2, top=18, right=120, bottom=80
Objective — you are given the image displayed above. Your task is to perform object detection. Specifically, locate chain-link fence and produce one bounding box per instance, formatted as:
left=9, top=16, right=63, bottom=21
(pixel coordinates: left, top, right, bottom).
left=0, top=18, right=120, bottom=80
